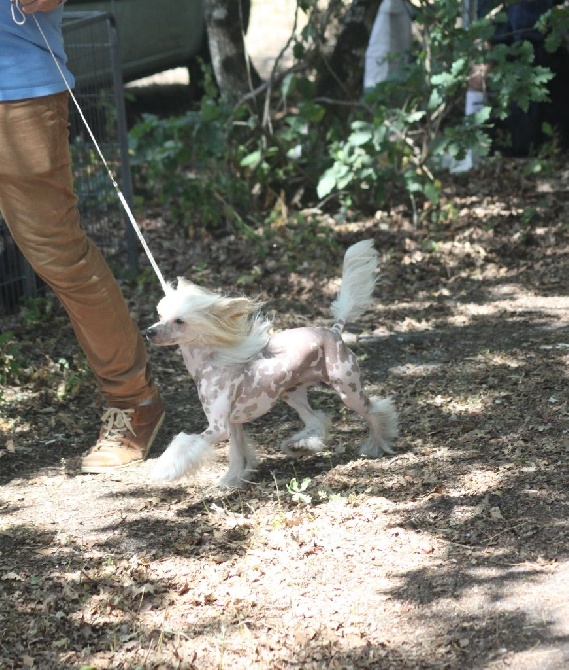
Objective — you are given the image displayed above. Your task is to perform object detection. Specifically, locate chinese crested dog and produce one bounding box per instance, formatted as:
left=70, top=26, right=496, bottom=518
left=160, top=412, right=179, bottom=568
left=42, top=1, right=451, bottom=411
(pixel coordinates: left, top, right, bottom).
left=146, top=239, right=398, bottom=486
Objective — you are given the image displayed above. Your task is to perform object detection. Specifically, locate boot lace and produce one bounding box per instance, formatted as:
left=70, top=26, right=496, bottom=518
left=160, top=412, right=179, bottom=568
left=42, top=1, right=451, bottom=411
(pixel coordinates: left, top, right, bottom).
left=96, top=408, right=137, bottom=449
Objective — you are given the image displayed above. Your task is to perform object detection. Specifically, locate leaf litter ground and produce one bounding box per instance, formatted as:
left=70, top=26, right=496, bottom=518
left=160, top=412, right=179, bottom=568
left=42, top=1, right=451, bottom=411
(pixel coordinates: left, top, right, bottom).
left=1, top=158, right=569, bottom=669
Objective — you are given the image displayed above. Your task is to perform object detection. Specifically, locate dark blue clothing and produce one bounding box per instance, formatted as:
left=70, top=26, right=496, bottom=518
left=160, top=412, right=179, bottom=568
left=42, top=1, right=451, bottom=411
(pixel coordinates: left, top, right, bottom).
left=476, top=1, right=568, bottom=156
left=478, top=1, right=554, bottom=43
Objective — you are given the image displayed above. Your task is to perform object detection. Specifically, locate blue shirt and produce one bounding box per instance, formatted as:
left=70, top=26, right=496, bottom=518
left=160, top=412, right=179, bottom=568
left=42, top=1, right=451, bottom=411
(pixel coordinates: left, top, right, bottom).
left=0, top=1, right=74, bottom=101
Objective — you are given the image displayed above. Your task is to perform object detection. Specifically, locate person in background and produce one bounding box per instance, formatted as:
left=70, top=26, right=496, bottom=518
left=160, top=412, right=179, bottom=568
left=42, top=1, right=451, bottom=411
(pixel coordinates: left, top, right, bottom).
left=480, top=0, right=557, bottom=157
left=0, top=0, right=165, bottom=472
left=449, top=0, right=558, bottom=171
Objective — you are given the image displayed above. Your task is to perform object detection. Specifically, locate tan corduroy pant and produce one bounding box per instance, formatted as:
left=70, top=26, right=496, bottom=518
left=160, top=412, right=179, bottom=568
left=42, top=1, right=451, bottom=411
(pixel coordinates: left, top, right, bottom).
left=0, top=92, right=153, bottom=408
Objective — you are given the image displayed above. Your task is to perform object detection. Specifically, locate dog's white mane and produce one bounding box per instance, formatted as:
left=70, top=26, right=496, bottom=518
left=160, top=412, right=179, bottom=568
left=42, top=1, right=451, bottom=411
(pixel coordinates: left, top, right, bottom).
left=209, top=312, right=272, bottom=366
left=160, top=279, right=272, bottom=366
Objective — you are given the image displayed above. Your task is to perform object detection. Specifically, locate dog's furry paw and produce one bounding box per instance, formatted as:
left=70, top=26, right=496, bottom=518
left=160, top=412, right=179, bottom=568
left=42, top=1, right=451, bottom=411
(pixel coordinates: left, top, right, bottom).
left=358, top=441, right=394, bottom=458
left=281, top=433, right=328, bottom=457
left=218, top=472, right=254, bottom=488
left=358, top=397, right=399, bottom=458
left=281, top=412, right=330, bottom=457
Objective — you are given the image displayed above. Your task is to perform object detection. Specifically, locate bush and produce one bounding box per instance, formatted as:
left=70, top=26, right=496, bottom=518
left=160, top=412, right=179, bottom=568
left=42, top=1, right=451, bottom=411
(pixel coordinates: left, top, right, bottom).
left=316, top=1, right=554, bottom=217
left=129, top=70, right=251, bottom=235
left=129, top=1, right=557, bottom=230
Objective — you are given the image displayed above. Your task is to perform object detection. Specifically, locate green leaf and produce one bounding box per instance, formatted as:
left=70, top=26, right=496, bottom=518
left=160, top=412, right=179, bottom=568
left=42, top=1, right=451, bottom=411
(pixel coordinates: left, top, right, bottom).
left=405, top=111, right=426, bottom=124
left=317, top=171, right=337, bottom=199
left=240, top=150, right=262, bottom=168
left=422, top=181, right=440, bottom=205
left=348, top=130, right=373, bottom=147
left=299, top=102, right=325, bottom=123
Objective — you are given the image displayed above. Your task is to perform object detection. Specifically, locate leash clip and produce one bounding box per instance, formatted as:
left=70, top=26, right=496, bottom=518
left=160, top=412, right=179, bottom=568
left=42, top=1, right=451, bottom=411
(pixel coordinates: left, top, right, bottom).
left=11, top=0, right=26, bottom=25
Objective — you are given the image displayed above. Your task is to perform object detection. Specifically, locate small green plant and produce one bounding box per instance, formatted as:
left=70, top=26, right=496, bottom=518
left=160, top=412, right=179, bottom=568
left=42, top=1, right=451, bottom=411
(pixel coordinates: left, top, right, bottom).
left=520, top=207, right=539, bottom=226
left=316, top=489, right=345, bottom=503
left=0, top=331, right=22, bottom=396
left=286, top=477, right=312, bottom=504
left=56, top=354, right=92, bottom=399
left=20, top=295, right=53, bottom=328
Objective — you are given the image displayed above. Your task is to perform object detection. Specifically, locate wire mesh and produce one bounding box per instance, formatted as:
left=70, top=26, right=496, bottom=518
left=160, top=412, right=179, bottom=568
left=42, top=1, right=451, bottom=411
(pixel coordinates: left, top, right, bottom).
left=63, top=10, right=137, bottom=267
left=0, top=10, right=136, bottom=316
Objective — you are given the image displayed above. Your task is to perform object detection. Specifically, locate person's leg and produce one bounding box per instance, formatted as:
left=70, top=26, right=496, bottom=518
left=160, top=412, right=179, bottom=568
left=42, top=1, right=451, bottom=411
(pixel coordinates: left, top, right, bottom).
left=441, top=1, right=489, bottom=172
left=0, top=92, right=164, bottom=469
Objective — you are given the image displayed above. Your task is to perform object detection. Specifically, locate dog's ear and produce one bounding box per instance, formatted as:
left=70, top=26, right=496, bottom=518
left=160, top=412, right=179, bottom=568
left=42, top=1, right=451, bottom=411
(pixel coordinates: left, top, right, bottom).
left=214, top=297, right=252, bottom=322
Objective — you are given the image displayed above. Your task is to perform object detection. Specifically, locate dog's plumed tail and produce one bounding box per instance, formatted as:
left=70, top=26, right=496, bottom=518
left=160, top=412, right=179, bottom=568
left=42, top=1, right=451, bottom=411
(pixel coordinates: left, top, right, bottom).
left=150, top=432, right=214, bottom=482
left=330, top=239, right=378, bottom=329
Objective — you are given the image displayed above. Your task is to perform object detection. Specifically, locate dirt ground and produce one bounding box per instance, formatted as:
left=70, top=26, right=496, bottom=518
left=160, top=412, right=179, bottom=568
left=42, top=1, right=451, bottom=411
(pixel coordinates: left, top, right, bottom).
left=1, top=154, right=569, bottom=669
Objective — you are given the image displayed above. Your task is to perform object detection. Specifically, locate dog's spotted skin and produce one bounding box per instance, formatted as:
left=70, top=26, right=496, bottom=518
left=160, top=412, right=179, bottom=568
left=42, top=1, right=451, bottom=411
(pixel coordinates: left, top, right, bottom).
left=186, top=326, right=368, bottom=426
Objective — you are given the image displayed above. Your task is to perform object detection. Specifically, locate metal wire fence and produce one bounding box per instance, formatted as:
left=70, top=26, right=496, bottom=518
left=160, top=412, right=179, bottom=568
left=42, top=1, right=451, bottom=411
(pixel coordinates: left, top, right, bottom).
left=0, top=10, right=136, bottom=316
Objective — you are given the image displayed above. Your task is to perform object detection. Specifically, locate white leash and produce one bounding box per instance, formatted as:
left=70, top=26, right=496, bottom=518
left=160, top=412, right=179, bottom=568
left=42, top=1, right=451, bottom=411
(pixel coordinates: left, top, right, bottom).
left=11, top=1, right=170, bottom=295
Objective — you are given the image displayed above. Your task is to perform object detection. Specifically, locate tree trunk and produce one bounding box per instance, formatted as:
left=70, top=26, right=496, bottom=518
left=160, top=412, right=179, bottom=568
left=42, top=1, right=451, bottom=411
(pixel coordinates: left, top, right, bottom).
left=202, top=0, right=262, bottom=100
left=315, top=0, right=384, bottom=104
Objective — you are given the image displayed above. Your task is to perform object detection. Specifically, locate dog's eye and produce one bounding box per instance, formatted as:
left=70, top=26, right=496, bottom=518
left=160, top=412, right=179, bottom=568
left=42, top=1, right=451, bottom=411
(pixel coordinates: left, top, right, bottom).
left=174, top=318, right=185, bottom=325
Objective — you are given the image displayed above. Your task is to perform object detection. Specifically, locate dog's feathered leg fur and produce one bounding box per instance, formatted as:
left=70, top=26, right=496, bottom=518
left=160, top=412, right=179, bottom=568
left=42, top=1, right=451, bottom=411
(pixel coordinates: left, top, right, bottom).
left=152, top=423, right=258, bottom=487
left=220, top=424, right=258, bottom=487
left=281, top=387, right=331, bottom=456
left=359, top=397, right=399, bottom=457
left=150, top=432, right=214, bottom=482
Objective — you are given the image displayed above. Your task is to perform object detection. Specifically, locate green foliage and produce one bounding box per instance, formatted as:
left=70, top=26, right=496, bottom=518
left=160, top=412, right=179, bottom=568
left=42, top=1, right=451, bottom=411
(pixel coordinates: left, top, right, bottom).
left=316, top=2, right=554, bottom=216
left=19, top=296, right=53, bottom=328
left=0, top=331, right=22, bottom=396
left=56, top=354, right=92, bottom=399
left=129, top=70, right=250, bottom=234
left=486, top=41, right=553, bottom=119
left=240, top=94, right=327, bottom=186
left=129, top=1, right=557, bottom=229
left=286, top=477, right=312, bottom=504
left=538, top=5, right=569, bottom=53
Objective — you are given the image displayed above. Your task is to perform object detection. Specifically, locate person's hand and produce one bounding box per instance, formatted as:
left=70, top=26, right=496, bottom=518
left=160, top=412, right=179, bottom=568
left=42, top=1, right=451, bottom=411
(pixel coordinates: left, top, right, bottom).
left=19, top=0, right=63, bottom=15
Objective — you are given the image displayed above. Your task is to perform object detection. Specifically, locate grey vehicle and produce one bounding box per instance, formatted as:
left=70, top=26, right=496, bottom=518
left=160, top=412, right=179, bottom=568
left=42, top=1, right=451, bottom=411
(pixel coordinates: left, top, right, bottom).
left=65, top=0, right=250, bottom=86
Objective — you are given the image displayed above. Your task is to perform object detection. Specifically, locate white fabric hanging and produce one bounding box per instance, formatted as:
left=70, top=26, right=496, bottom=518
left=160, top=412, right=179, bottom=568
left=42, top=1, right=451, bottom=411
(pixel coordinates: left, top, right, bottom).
left=364, top=0, right=412, bottom=89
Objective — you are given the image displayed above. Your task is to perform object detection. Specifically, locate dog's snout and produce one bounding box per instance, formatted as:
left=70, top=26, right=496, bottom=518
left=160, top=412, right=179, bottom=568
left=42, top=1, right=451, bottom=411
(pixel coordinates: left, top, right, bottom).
left=144, top=326, right=157, bottom=340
